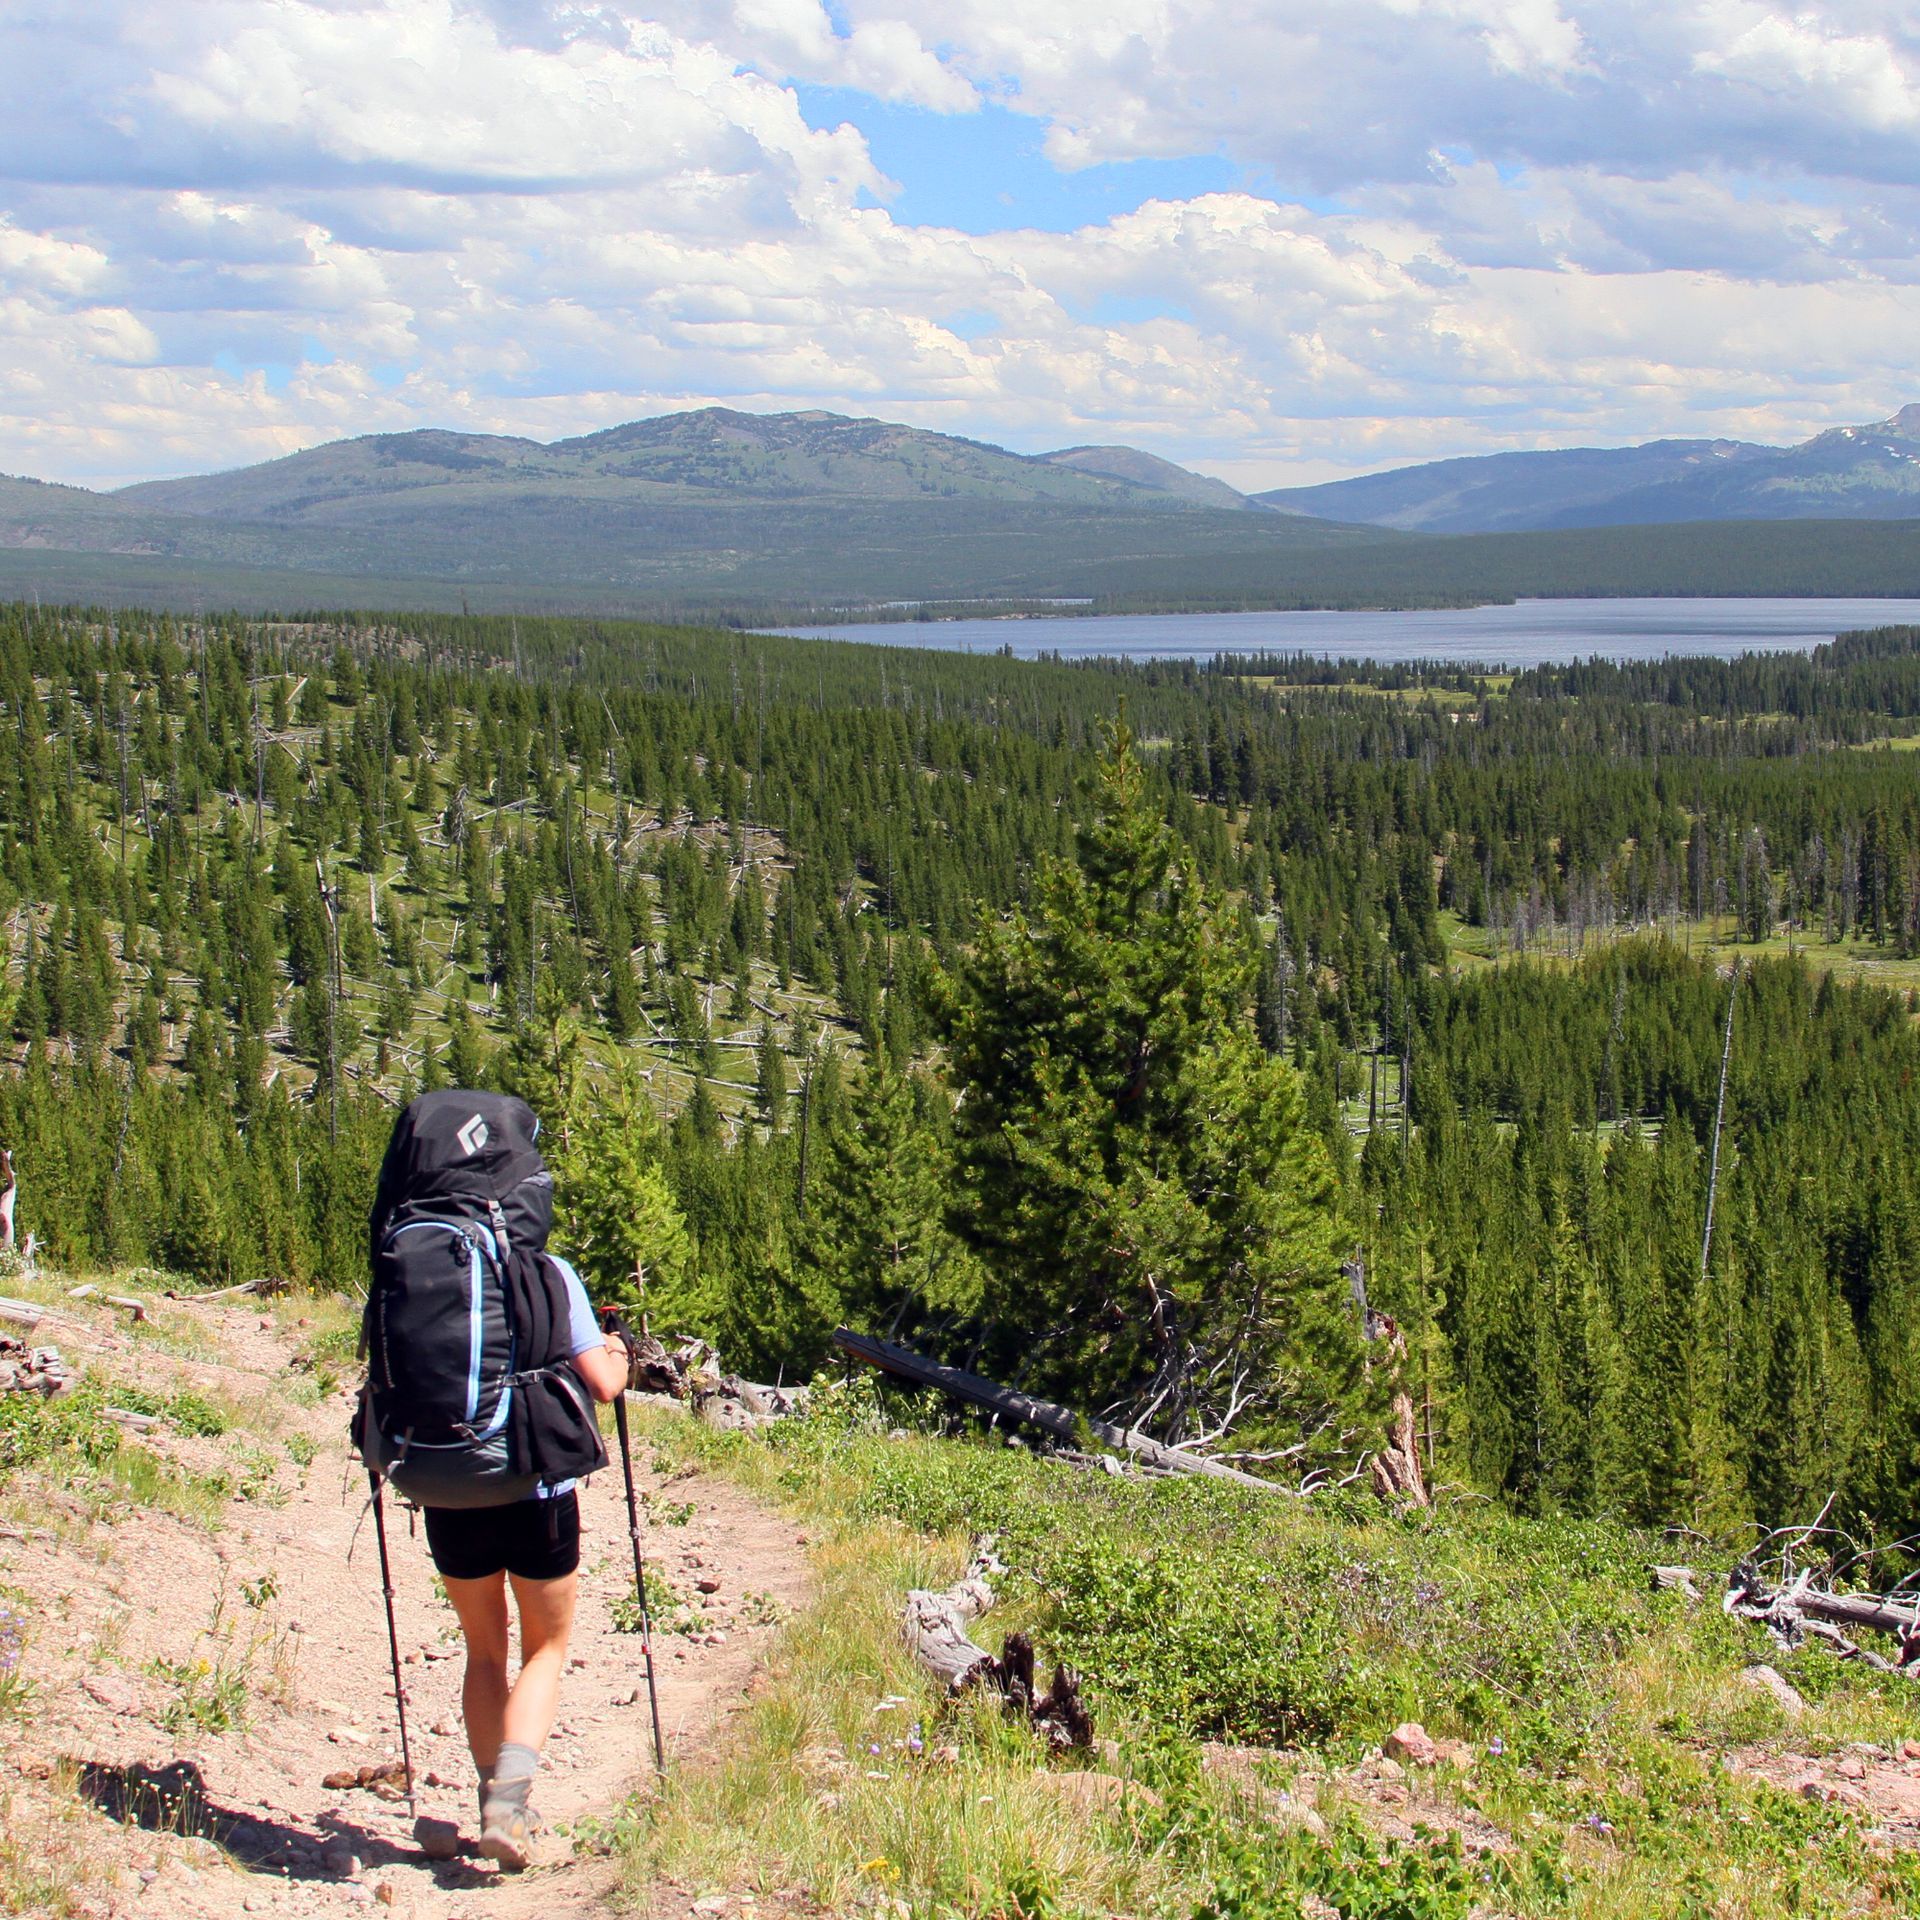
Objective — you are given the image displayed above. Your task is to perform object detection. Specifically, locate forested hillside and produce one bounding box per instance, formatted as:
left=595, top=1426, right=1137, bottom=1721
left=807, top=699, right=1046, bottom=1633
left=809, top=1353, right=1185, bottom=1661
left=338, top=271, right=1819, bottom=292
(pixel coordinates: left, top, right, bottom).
left=11, top=402, right=1920, bottom=618
left=7, top=603, right=1920, bottom=1541
left=0, top=409, right=1372, bottom=621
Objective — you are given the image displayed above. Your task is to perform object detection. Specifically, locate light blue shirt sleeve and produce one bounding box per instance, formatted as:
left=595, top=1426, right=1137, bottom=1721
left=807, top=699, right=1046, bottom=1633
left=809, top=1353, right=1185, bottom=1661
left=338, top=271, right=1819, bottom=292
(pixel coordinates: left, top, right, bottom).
left=547, top=1254, right=602, bottom=1358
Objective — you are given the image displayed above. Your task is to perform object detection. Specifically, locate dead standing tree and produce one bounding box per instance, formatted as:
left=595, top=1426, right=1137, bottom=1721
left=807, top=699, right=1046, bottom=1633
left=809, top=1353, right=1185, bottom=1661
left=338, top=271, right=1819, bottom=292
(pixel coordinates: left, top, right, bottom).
left=1345, top=1258, right=1429, bottom=1507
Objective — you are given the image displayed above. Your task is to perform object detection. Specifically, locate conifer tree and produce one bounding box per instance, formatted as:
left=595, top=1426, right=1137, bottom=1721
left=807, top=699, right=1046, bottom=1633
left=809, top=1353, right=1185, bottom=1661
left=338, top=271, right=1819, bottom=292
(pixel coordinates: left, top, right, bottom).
left=753, top=1022, right=788, bottom=1131
left=941, top=722, right=1363, bottom=1461
left=802, top=1058, right=974, bottom=1336
left=558, top=1065, right=702, bottom=1329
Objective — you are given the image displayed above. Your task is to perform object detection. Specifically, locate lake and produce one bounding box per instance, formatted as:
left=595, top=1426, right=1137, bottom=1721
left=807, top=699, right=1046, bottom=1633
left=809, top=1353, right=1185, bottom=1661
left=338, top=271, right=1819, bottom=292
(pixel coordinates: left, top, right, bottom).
left=770, top=597, right=1920, bottom=667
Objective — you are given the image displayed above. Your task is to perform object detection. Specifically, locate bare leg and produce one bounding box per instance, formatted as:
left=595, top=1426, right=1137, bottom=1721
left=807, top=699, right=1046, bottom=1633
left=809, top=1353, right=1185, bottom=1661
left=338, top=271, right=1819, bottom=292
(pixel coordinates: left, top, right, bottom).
left=441, top=1571, right=511, bottom=1776
left=502, top=1569, right=579, bottom=1752
left=442, top=1567, right=580, bottom=1770
left=464, top=1571, right=579, bottom=1871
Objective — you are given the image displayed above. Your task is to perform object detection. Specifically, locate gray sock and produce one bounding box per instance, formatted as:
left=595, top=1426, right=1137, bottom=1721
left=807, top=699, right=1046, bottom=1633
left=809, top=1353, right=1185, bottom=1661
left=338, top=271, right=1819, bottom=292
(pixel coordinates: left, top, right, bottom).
left=483, top=1742, right=539, bottom=1818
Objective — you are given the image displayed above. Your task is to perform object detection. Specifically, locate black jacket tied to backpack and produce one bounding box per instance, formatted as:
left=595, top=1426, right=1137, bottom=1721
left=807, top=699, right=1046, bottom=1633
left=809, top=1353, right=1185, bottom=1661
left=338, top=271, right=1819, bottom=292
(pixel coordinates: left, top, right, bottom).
left=355, top=1090, right=608, bottom=1509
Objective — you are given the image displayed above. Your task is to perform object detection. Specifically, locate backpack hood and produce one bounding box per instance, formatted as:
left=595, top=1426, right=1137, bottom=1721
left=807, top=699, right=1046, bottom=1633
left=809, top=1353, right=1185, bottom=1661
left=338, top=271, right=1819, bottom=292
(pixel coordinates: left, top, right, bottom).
left=370, top=1089, right=553, bottom=1262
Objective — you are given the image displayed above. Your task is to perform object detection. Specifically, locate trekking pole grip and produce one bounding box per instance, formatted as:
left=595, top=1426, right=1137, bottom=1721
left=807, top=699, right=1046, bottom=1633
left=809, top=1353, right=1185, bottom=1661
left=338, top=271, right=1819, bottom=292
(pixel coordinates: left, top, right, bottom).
left=600, top=1305, right=641, bottom=1385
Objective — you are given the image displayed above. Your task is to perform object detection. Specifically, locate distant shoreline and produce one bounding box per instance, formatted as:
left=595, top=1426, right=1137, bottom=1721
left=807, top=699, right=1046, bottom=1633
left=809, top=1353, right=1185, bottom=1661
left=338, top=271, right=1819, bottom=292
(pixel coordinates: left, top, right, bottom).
left=763, top=596, right=1920, bottom=669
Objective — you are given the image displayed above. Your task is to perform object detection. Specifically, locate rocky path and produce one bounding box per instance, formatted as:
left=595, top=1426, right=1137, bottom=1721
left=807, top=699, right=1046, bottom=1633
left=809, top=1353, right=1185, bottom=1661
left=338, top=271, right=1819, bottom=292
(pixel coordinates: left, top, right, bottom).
left=0, top=1293, right=813, bottom=1920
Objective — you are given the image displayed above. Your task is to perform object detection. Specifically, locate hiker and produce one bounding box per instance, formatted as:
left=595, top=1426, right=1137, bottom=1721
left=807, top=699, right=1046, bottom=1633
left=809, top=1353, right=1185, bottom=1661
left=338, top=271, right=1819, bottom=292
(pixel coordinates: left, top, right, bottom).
left=356, top=1090, right=630, bottom=1870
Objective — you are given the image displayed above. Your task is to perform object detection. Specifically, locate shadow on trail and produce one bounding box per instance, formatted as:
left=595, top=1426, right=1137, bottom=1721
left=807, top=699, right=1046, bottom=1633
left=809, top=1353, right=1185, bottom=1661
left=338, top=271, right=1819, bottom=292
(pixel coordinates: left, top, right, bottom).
left=71, top=1757, right=497, bottom=1889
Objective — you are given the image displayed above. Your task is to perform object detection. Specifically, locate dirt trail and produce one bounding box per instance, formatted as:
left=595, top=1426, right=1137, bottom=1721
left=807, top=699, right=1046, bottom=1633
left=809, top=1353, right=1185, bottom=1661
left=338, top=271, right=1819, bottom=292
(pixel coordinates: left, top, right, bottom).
left=1, top=1294, right=813, bottom=1919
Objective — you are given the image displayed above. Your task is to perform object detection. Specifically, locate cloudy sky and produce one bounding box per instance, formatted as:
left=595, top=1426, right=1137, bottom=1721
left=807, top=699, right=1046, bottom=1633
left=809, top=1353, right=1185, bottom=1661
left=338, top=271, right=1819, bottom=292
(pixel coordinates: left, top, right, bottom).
left=2, top=0, right=1916, bottom=490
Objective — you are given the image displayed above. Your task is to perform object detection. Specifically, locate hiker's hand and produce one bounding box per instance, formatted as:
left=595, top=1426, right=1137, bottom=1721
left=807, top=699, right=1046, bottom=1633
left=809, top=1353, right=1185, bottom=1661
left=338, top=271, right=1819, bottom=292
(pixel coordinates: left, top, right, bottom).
left=603, top=1325, right=640, bottom=1385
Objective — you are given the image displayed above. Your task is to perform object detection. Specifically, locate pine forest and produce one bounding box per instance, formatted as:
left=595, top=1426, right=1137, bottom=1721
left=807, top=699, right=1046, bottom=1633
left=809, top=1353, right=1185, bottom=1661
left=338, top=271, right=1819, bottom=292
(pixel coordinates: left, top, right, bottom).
left=7, top=602, right=1920, bottom=1544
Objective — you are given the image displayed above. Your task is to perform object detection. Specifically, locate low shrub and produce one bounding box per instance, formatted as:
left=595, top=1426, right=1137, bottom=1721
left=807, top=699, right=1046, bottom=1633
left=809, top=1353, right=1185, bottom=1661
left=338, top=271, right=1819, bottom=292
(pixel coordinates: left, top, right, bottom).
left=760, top=1413, right=1680, bottom=1762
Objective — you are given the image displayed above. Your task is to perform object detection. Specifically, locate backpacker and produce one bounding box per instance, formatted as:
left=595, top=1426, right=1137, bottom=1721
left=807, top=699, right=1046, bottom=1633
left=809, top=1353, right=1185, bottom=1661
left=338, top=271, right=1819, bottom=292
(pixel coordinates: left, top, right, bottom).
left=354, top=1090, right=606, bottom=1509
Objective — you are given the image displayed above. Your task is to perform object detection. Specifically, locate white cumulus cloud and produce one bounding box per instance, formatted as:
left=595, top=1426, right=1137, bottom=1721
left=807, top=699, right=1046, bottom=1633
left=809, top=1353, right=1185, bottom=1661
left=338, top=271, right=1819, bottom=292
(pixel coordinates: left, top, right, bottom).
left=0, top=0, right=1915, bottom=489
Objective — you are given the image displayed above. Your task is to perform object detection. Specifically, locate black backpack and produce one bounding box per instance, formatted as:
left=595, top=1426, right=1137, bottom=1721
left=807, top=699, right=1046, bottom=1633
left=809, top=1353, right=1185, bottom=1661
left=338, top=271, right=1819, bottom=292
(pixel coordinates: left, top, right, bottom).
left=354, top=1090, right=608, bottom=1509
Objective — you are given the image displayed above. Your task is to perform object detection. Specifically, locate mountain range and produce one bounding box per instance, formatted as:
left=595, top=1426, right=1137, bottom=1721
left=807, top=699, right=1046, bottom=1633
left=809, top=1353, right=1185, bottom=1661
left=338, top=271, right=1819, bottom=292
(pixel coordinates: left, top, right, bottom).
left=0, top=409, right=1371, bottom=615
left=1256, top=406, right=1920, bottom=533
left=114, top=409, right=1270, bottom=520
left=1, top=403, right=1917, bottom=618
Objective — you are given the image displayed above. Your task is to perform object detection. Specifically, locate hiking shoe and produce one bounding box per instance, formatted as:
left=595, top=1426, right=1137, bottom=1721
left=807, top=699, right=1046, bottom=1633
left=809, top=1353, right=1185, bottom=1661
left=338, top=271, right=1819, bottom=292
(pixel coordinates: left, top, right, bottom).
left=478, top=1799, right=536, bottom=1872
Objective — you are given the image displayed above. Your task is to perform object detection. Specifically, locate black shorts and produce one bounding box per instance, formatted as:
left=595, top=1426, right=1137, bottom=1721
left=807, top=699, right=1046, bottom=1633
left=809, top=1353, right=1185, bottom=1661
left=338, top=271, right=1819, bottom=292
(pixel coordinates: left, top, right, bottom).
left=422, top=1491, right=581, bottom=1583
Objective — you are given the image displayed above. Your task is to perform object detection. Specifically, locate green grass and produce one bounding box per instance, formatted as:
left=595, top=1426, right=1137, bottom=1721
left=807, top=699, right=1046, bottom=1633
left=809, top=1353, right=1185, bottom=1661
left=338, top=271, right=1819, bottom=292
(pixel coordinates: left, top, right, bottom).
left=610, top=1399, right=1920, bottom=1920
left=1249, top=681, right=1488, bottom=710
left=739, top=1405, right=1699, bottom=1764
left=603, top=1463, right=1180, bottom=1920
left=611, top=1567, right=707, bottom=1639
left=96, top=1382, right=234, bottom=1437
left=0, top=1379, right=241, bottom=1531
left=0, top=1762, right=106, bottom=1920
left=145, top=1571, right=297, bottom=1737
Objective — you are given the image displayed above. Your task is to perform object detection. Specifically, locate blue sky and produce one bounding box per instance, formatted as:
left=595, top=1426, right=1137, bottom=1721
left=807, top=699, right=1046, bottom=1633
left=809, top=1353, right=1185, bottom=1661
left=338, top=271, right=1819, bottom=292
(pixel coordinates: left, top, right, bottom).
left=0, top=1, right=1916, bottom=490
left=793, top=87, right=1266, bottom=233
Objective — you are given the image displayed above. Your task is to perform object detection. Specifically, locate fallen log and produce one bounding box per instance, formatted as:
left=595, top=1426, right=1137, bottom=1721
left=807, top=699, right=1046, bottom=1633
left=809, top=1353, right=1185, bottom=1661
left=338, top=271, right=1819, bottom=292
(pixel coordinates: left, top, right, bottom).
left=1780, top=1588, right=1920, bottom=1643
left=166, top=1277, right=285, bottom=1302
left=619, top=1329, right=808, bottom=1429
left=624, top=1329, right=700, bottom=1399
left=0, top=1334, right=75, bottom=1397
left=1797, top=1619, right=1909, bottom=1677
left=1727, top=1563, right=1920, bottom=1674
left=1651, top=1564, right=1704, bottom=1603
left=901, top=1536, right=1091, bottom=1751
left=700, top=1373, right=811, bottom=1431
left=904, top=1536, right=1005, bottom=1689
left=834, top=1328, right=1292, bottom=1493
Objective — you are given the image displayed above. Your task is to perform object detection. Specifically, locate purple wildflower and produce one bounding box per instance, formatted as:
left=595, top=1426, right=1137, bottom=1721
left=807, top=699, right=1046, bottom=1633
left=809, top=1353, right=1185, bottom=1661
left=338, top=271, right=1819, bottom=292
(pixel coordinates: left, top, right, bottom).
left=0, top=1608, right=25, bottom=1676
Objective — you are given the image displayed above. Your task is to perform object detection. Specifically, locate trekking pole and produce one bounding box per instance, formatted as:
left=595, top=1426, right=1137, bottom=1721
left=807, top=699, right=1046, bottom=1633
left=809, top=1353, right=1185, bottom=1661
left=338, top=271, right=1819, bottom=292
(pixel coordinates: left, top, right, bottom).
left=367, top=1470, right=418, bottom=1817
left=603, top=1309, right=667, bottom=1772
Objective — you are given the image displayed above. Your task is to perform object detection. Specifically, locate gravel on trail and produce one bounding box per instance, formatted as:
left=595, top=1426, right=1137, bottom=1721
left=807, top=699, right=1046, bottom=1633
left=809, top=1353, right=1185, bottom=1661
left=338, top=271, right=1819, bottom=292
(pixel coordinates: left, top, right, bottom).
left=0, top=1294, right=814, bottom=1920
